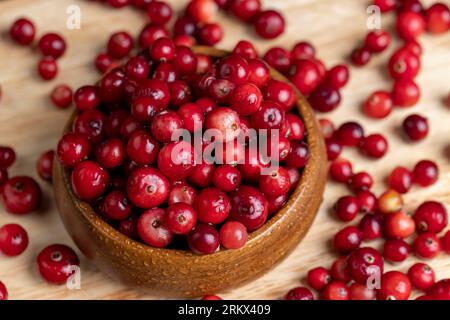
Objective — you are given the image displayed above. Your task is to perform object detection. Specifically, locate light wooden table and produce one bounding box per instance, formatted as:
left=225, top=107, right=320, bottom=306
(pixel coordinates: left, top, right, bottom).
left=0, top=0, right=449, bottom=300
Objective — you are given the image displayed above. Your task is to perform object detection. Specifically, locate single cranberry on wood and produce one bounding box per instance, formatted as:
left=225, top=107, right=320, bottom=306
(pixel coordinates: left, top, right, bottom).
left=1, top=176, right=42, bottom=214
left=37, top=244, right=80, bottom=284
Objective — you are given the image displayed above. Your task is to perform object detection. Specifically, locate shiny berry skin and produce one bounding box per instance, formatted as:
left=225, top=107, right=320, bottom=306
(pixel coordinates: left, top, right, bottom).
left=173, top=34, right=195, bottom=48
left=36, top=150, right=54, bottom=181
left=127, top=167, right=169, bottom=208
left=373, top=0, right=396, bottom=13
left=188, top=224, right=220, bottom=255
left=0, top=223, right=29, bottom=256
left=219, top=221, right=248, bottom=250
left=308, top=84, right=341, bottom=113
left=267, top=194, right=288, bottom=215
left=263, top=47, right=292, bottom=74
left=377, top=189, right=403, bottom=214
left=0, top=146, right=16, bottom=169
left=169, top=80, right=192, bottom=107
left=408, top=263, right=435, bottom=291
left=388, top=166, right=413, bottom=194
left=73, top=85, right=100, bottom=111
left=38, top=33, right=66, bottom=59
left=229, top=185, right=268, bottom=231
left=185, top=0, right=217, bottom=23
left=57, top=133, right=91, bottom=168
left=402, top=114, right=428, bottom=141
left=166, top=203, right=197, bottom=235
left=384, top=211, right=415, bottom=239
left=425, top=3, right=450, bottom=34
left=230, top=0, right=261, bottom=22
left=318, top=118, right=335, bottom=139
left=138, top=24, right=169, bottom=48
left=217, top=55, right=249, bottom=85
left=188, top=163, right=215, bottom=187
left=206, top=107, right=241, bottom=142
left=151, top=111, right=183, bottom=143
left=107, top=0, right=131, bottom=8
left=349, top=283, right=376, bottom=300
left=253, top=10, right=285, bottom=39
left=330, top=256, right=351, bottom=283
left=177, top=103, right=204, bottom=133
left=157, top=141, right=196, bottom=180
left=130, top=97, right=159, bottom=124
left=284, top=141, right=308, bottom=169
left=359, top=134, right=388, bottom=158
left=119, top=215, right=138, bottom=239
left=401, top=39, right=423, bottom=57
left=430, top=279, right=450, bottom=300
left=73, top=110, right=107, bottom=144
left=1, top=176, right=42, bottom=214
left=396, top=11, right=425, bottom=40
left=150, top=37, right=175, bottom=62
left=413, top=201, right=447, bottom=234
left=71, top=161, right=109, bottom=201
left=322, top=282, right=349, bottom=300
left=232, top=40, right=258, bottom=60
left=378, top=271, right=412, bottom=300
left=263, top=80, right=296, bottom=111
left=168, top=185, right=196, bottom=206
left=146, top=0, right=172, bottom=25
left=9, top=17, right=35, bottom=45
left=259, top=167, right=291, bottom=198
left=286, top=114, right=305, bottom=141
left=363, top=91, right=393, bottom=119
left=126, top=130, right=159, bottom=166
left=349, top=172, right=373, bottom=192
left=356, top=190, right=377, bottom=214
left=207, top=79, right=235, bottom=104
left=247, top=59, right=270, bottom=88
left=335, top=122, right=364, bottom=147
left=364, top=30, right=391, bottom=53
left=174, top=46, right=197, bottom=75
left=442, top=230, right=450, bottom=254
left=347, top=247, right=384, bottom=284
left=213, top=165, right=241, bottom=192
left=329, top=158, right=353, bottom=183
left=107, top=31, right=133, bottom=59
left=285, top=287, right=314, bottom=300
left=325, top=64, right=350, bottom=89
left=95, top=138, right=125, bottom=169
left=358, top=213, right=383, bottom=240
left=392, top=78, right=420, bottom=107
left=383, top=239, right=410, bottom=262
left=289, top=59, right=321, bottom=95
left=388, top=48, right=420, bottom=80
left=51, top=84, right=72, bottom=109
left=397, top=0, right=423, bottom=13
left=124, top=57, right=150, bottom=79
left=333, top=226, right=362, bottom=253
left=412, top=160, right=438, bottom=186
left=103, top=191, right=132, bottom=220
left=229, top=83, right=262, bottom=116
left=37, top=244, right=80, bottom=284
left=197, top=23, right=223, bottom=46
left=195, top=188, right=230, bottom=225
left=137, top=208, right=173, bottom=248
left=351, top=47, right=371, bottom=66
left=250, top=101, right=285, bottom=132
left=413, top=232, right=441, bottom=259
left=291, top=41, right=316, bottom=61
left=95, top=52, right=115, bottom=74
left=334, top=196, right=360, bottom=222
left=37, top=57, right=58, bottom=80
left=307, top=267, right=331, bottom=291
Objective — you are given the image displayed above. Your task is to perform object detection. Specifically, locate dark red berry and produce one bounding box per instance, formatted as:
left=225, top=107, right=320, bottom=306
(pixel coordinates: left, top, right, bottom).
left=402, top=113, right=428, bottom=141
left=408, top=263, right=435, bottom=291
left=334, top=196, right=360, bottom=222
left=74, top=85, right=100, bottom=111
left=51, top=84, right=73, bottom=109
left=0, top=223, right=29, bottom=256
left=95, top=138, right=125, bottom=169
left=0, top=146, right=16, bottom=169
left=347, top=247, right=384, bottom=284
left=413, top=232, right=441, bottom=259
left=229, top=185, right=268, bottom=231
left=157, top=141, right=196, bottom=180
left=9, top=17, right=35, bottom=45
left=308, top=84, right=341, bottom=113
left=291, top=41, right=316, bottom=61
left=329, top=158, right=353, bottom=183
left=166, top=203, right=197, bottom=235
left=107, top=31, right=133, bottom=59
left=392, top=78, right=420, bottom=107
left=1, top=176, right=42, bottom=214
left=383, top=238, right=410, bottom=262
left=195, top=188, right=230, bottom=225
left=307, top=267, right=331, bottom=291
left=37, top=57, right=58, bottom=80
left=285, top=287, right=314, bottom=300
left=363, top=91, right=393, bottom=119
left=213, top=165, right=241, bottom=192
left=358, top=213, right=383, bottom=240
left=188, top=224, right=219, bottom=255
left=36, top=150, right=54, bottom=181
left=57, top=133, right=91, bottom=168
left=127, top=167, right=169, bottom=208
left=253, top=10, right=285, bottom=39
left=146, top=0, right=173, bottom=25
left=219, top=221, right=248, bottom=250
left=38, top=33, right=66, bottom=58
left=103, top=191, right=132, bottom=220
left=413, top=201, right=447, bottom=234
left=351, top=47, right=371, bottom=66
left=378, top=271, right=411, bottom=300
left=364, top=30, right=391, bottom=53
left=359, top=134, right=388, bottom=158
left=37, top=244, right=80, bottom=284
left=197, top=23, right=223, bottom=46
left=412, top=160, right=438, bottom=186
left=137, top=208, right=173, bottom=248
left=230, top=0, right=261, bottom=22
left=333, top=226, right=362, bottom=253
left=330, top=256, right=351, bottom=283
left=71, top=161, right=109, bottom=201
left=335, top=122, right=364, bottom=147
left=349, top=172, right=373, bottom=192
left=349, top=283, right=376, bottom=300
left=388, top=166, right=413, bottom=194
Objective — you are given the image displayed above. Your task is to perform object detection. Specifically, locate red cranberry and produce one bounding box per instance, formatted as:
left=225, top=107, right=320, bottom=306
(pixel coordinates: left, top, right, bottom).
left=398, top=0, right=423, bottom=13
left=347, top=247, right=384, bottom=284
left=286, top=114, right=305, bottom=141
left=119, top=215, right=138, bottom=239
left=250, top=101, right=285, bottom=133
left=217, top=55, right=249, bottom=85
left=351, top=47, right=371, bottom=66
left=74, top=85, right=100, bottom=111
left=359, top=134, right=388, bottom=158
left=98, top=69, right=125, bottom=104
left=178, top=103, right=204, bottom=133
left=285, top=287, right=314, bottom=300
left=207, top=79, right=236, bottom=104
left=442, top=230, right=450, bottom=254
left=334, top=196, right=360, bottom=222
left=413, top=159, right=438, bottom=186
left=1, top=176, right=42, bottom=214
left=267, top=194, right=288, bottom=215
left=377, top=189, right=403, bottom=214
left=308, top=84, right=341, bottom=113
left=0, top=169, right=8, bottom=187
left=334, top=226, right=362, bottom=253
left=197, top=23, right=223, bottom=46
left=259, top=167, right=291, bottom=198
left=253, top=10, right=285, bottom=39
left=124, top=57, right=150, bottom=79
left=195, top=188, right=230, bottom=224
left=232, top=40, right=258, bottom=60
left=374, top=0, right=397, bottom=12
left=9, top=17, right=35, bottom=45
left=201, top=294, right=222, bottom=300
left=325, top=138, right=342, bottom=161
left=408, top=263, right=435, bottom=291
left=95, top=138, right=125, bottom=169
left=364, top=30, right=391, bottom=53
left=291, top=41, right=315, bottom=61
left=37, top=244, right=79, bottom=284
left=146, top=0, right=172, bottom=25
left=388, top=166, right=413, bottom=193
left=0, top=281, right=7, bottom=300
left=430, top=279, right=450, bottom=300
left=378, top=271, right=412, bottom=300
left=219, top=221, right=248, bottom=250
left=138, top=24, right=169, bottom=48
left=247, top=59, right=270, bottom=88
left=238, top=147, right=270, bottom=182
left=127, top=167, right=169, bottom=208
left=150, top=111, right=183, bottom=143
left=307, top=267, right=331, bottom=291
left=206, top=107, right=241, bottom=142
left=166, top=203, right=197, bottom=235
left=95, top=52, right=115, bottom=74
left=230, top=83, right=262, bottom=116
left=413, top=232, right=441, bottom=259
left=36, top=150, right=54, bottom=181
left=0, top=223, right=28, bottom=256
left=157, top=141, right=196, bottom=180
left=383, top=238, right=410, bottom=262
left=174, top=46, right=197, bottom=75
left=318, top=118, right=335, bottom=139
left=51, top=84, right=72, bottom=109
left=134, top=78, right=170, bottom=110
left=384, top=210, right=415, bottom=239
left=130, top=97, right=158, bottom=124
left=322, top=282, right=349, bottom=300
left=330, top=256, right=351, bottom=283
left=103, top=191, right=132, bottom=220
left=107, top=0, right=131, bottom=8
left=284, top=141, right=308, bottom=169
left=325, top=64, right=350, bottom=89
left=389, top=48, right=420, bottom=80
left=263, top=80, right=295, bottom=111
left=150, top=37, right=175, bottom=62
left=71, top=161, right=109, bottom=201
left=229, top=185, right=268, bottom=231
left=349, top=171, right=373, bottom=192
left=107, top=31, right=133, bottom=59
left=213, top=165, right=241, bottom=192
left=356, top=190, right=377, bottom=213
left=168, top=185, right=196, bottom=206
left=37, top=57, right=58, bottom=80
left=349, top=283, right=376, bottom=300
left=186, top=0, right=217, bottom=23
left=137, top=208, right=173, bottom=248
left=363, top=91, right=393, bottom=119
left=57, top=133, right=91, bottom=168
left=401, top=39, right=423, bottom=56
left=413, top=201, right=447, bottom=234
left=402, top=113, right=428, bottom=141
left=392, top=78, right=420, bottom=107
left=188, top=224, right=220, bottom=254
left=169, top=80, right=192, bottom=107
left=335, top=122, right=364, bottom=147
left=263, top=47, right=292, bottom=74
left=329, top=158, right=353, bottom=183
left=73, top=110, right=106, bottom=144
left=289, top=59, right=321, bottom=95
left=38, top=33, right=66, bottom=59
left=396, top=11, right=425, bottom=40
left=425, top=3, right=450, bottom=34
left=173, top=34, right=195, bottom=47
left=0, top=146, right=16, bottom=169
left=188, top=163, right=215, bottom=187
left=126, top=130, right=159, bottom=165
left=358, top=213, right=383, bottom=240
left=230, top=0, right=261, bottom=22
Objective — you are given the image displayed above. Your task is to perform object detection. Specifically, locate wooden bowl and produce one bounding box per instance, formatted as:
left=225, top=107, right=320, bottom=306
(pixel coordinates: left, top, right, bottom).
left=53, top=46, right=327, bottom=297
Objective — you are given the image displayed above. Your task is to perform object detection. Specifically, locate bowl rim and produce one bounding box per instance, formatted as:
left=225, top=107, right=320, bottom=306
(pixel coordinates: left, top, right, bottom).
left=58, top=46, right=324, bottom=260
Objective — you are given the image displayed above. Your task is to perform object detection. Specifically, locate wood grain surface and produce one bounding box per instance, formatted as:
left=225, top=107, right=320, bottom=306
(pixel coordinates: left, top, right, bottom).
left=0, top=0, right=449, bottom=300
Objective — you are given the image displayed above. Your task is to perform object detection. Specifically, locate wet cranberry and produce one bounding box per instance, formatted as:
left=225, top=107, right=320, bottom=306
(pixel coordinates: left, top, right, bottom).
left=335, top=122, right=364, bottom=147
left=285, top=287, right=314, bottom=300
left=397, top=0, right=423, bottom=13
left=284, top=141, right=308, bottom=169
left=413, top=232, right=441, bottom=259
left=374, top=0, right=396, bottom=12
left=195, top=188, right=230, bottom=224
left=412, top=159, right=438, bottom=186
left=0, top=223, right=28, bottom=256
left=359, top=134, right=388, bottom=158
left=36, top=150, right=54, bottom=181
left=330, top=256, right=351, bottom=283
left=383, top=239, right=410, bottom=262
left=247, top=59, right=270, bottom=88
left=169, top=80, right=192, bottom=107
left=364, top=30, right=391, bottom=53
left=402, top=113, right=428, bottom=141
left=1, top=176, right=42, bottom=214
left=213, top=165, right=241, bottom=192
left=425, top=3, right=450, bottom=34
left=206, top=107, right=241, bottom=142
left=253, top=10, right=285, bottom=39
left=307, top=267, right=331, bottom=291
left=73, top=85, right=100, bottom=111
left=197, top=23, right=223, bottom=46
left=127, top=167, right=169, bottom=208
left=384, top=211, right=415, bottom=239
left=291, top=41, right=315, bottom=61
left=289, top=59, right=321, bottom=96
left=413, top=201, right=447, bottom=234
left=358, top=213, right=383, bottom=240
left=186, top=0, right=217, bottom=23
left=219, top=221, right=248, bottom=250
left=146, top=0, right=172, bottom=25
left=325, top=138, right=342, bottom=161
left=57, top=133, right=91, bottom=168
left=430, top=279, right=450, bottom=300
left=38, top=33, right=66, bottom=59
left=188, top=224, right=220, bottom=254
left=259, top=167, right=290, bottom=198
left=363, top=91, right=393, bottom=119
left=166, top=203, right=197, bottom=235
left=37, top=244, right=79, bottom=284
left=124, top=57, right=149, bottom=79
left=230, top=83, right=262, bottom=116
left=349, top=171, right=373, bottom=192
left=137, top=208, right=173, bottom=248
left=37, top=57, right=58, bottom=80
left=377, top=189, right=403, bottom=214
left=378, top=271, right=412, bottom=300
left=329, top=158, right=353, bottom=183
left=392, top=78, right=420, bottom=107
left=351, top=47, right=371, bottom=66
left=349, top=283, right=376, bottom=300
left=388, top=166, right=413, bottom=194
left=107, top=31, right=133, bottom=59
left=174, top=46, right=197, bottom=75
left=103, top=191, right=132, bottom=220
left=150, top=37, right=175, bottom=62
left=150, top=111, right=183, bottom=143
left=396, top=11, right=425, bottom=40
left=347, top=247, right=384, bottom=284
left=322, top=282, right=349, bottom=300
left=232, top=40, right=258, bottom=60
left=263, top=47, right=291, bottom=74
left=168, top=185, right=196, bottom=206
left=229, top=185, right=268, bottom=231
left=408, top=263, right=435, bottom=291
left=0, top=146, right=16, bottom=169
left=95, top=138, right=125, bottom=169
left=134, top=78, right=170, bottom=110
left=334, top=226, right=362, bottom=253
left=51, top=84, right=73, bottom=109
left=9, top=17, right=35, bottom=45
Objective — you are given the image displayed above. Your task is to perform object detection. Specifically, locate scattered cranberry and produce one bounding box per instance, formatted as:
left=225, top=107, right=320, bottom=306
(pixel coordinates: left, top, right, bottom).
left=392, top=78, right=420, bottom=107
left=388, top=166, right=413, bottom=194
left=263, top=47, right=292, bottom=74
left=107, top=31, right=133, bottom=59
left=425, top=3, right=450, bottom=34
left=253, top=10, right=285, bottom=39
left=378, top=271, right=412, bottom=300
left=329, top=158, right=353, bottom=183
left=383, top=238, right=410, bottom=262
left=402, top=114, right=428, bottom=141
left=146, top=0, right=172, bottom=25
left=351, top=47, right=371, bottom=66
left=229, top=185, right=268, bottom=231
left=365, top=30, right=391, bottom=53
left=37, top=57, right=58, bottom=80
left=330, top=256, right=351, bottom=283
left=36, top=150, right=54, bottom=181
left=358, top=213, right=383, bottom=240
left=322, top=282, right=349, bottom=300
left=373, top=0, right=397, bottom=13
left=230, top=0, right=261, bottom=22
left=0, top=146, right=16, bottom=169
left=356, top=190, right=377, bottom=213
left=396, top=11, right=425, bottom=40
left=349, top=172, right=373, bottom=192
left=197, top=23, right=223, bottom=46
left=9, top=17, right=35, bottom=45
left=1, top=176, right=42, bottom=214
left=413, top=201, right=447, bottom=234
left=334, top=196, right=360, bottom=222
left=95, top=53, right=115, bottom=74
left=333, top=226, right=362, bottom=253
left=308, top=84, right=341, bottom=113
left=37, top=244, right=80, bottom=284
left=219, top=221, right=248, bottom=250
left=408, top=263, right=435, bottom=291
left=326, top=138, right=342, bottom=161
left=359, top=133, right=388, bottom=159
left=307, top=267, right=331, bottom=291
left=186, top=0, right=217, bottom=23
left=388, top=48, right=420, bottom=80
left=0, top=223, right=29, bottom=256
left=430, top=279, right=450, bottom=300
left=291, top=41, right=316, bottom=60
left=413, top=232, right=441, bottom=259
left=325, top=64, right=350, bottom=89
left=57, top=133, right=91, bottom=168
left=188, top=224, right=220, bottom=255
left=73, top=85, right=100, bottom=111
left=347, top=247, right=384, bottom=284
left=363, top=91, right=393, bottom=119
left=335, top=121, right=364, bottom=147
left=349, top=283, right=376, bottom=300
left=285, top=287, right=314, bottom=300
left=38, top=33, right=66, bottom=59
left=51, top=84, right=72, bottom=109
left=412, top=159, right=438, bottom=187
